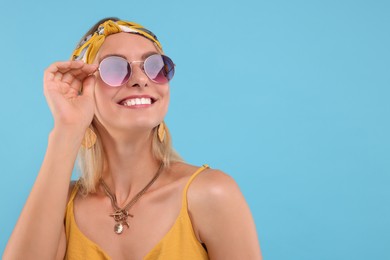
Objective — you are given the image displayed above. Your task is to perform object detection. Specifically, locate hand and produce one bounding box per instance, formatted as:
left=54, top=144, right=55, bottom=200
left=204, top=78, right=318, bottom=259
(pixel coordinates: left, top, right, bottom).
left=43, top=60, right=98, bottom=132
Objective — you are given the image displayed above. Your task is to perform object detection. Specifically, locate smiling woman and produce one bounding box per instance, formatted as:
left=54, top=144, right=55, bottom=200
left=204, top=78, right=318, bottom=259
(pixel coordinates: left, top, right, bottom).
left=3, top=17, right=262, bottom=260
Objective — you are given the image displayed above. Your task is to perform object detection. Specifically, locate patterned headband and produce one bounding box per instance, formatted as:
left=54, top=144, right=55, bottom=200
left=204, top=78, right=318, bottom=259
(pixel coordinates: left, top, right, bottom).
left=71, top=20, right=162, bottom=64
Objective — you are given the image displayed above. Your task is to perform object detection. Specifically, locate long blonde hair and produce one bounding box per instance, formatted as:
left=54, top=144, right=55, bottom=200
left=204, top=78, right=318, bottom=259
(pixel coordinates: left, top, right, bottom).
left=75, top=17, right=183, bottom=194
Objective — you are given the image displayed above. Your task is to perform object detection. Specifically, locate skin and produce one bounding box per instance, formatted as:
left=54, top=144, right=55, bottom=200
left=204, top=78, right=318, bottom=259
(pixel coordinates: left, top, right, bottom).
left=3, top=33, right=262, bottom=259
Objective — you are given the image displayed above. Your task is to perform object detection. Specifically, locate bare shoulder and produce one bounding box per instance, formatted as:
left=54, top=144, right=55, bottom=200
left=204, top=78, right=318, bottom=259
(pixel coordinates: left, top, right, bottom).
left=169, top=162, right=247, bottom=215
left=166, top=162, right=239, bottom=200
left=187, top=166, right=242, bottom=205
left=186, top=166, right=263, bottom=259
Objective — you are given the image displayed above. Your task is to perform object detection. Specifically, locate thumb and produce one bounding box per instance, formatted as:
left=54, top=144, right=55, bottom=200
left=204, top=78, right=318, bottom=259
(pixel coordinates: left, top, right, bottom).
left=81, top=75, right=96, bottom=98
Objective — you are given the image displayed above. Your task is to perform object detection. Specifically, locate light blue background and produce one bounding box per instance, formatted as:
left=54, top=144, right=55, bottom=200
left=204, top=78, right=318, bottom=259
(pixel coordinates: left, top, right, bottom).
left=0, top=0, right=389, bottom=259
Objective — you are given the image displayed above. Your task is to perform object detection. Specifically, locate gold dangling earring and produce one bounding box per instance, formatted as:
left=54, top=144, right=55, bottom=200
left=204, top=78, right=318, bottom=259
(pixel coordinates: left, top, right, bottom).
left=81, top=127, right=97, bottom=149
left=158, top=122, right=166, bottom=143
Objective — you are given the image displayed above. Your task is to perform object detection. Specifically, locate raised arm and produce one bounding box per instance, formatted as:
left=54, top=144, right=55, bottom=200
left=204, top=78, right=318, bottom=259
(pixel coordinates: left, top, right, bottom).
left=3, top=61, right=97, bottom=259
left=188, top=170, right=262, bottom=260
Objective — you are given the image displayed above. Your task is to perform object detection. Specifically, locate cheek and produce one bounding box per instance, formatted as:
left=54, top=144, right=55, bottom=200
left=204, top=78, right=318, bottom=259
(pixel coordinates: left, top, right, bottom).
left=159, top=84, right=170, bottom=100
left=93, top=83, right=118, bottom=114
left=160, top=86, right=170, bottom=110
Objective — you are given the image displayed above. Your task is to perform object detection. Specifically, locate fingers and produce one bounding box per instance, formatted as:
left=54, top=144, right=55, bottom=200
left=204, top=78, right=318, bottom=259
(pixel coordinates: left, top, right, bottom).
left=44, top=61, right=98, bottom=84
left=44, top=61, right=98, bottom=98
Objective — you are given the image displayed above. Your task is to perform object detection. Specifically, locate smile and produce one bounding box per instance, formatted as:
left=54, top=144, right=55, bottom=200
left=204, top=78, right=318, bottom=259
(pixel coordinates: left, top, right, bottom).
left=119, top=97, right=155, bottom=107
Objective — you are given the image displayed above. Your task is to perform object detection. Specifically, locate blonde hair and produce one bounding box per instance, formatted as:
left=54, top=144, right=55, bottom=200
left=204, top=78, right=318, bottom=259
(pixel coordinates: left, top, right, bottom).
left=75, top=17, right=183, bottom=194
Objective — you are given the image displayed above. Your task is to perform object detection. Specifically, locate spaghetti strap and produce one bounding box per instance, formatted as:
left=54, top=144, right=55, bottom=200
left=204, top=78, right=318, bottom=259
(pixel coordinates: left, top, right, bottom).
left=181, top=164, right=210, bottom=208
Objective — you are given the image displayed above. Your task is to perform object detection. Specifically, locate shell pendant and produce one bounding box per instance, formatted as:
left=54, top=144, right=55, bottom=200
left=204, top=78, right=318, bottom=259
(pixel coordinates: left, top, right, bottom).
left=114, top=221, right=130, bottom=234
left=114, top=223, right=124, bottom=234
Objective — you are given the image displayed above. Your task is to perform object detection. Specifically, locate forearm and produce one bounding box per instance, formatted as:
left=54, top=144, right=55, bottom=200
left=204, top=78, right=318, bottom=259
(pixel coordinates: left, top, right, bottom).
left=3, top=129, right=83, bottom=259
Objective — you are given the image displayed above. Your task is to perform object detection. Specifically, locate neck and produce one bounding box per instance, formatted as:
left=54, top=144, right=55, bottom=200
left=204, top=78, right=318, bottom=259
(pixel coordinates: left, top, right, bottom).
left=97, top=126, right=161, bottom=206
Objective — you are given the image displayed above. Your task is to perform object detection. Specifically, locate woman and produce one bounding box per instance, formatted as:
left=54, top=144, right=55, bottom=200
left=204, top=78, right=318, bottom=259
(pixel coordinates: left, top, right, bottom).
left=4, top=17, right=262, bottom=259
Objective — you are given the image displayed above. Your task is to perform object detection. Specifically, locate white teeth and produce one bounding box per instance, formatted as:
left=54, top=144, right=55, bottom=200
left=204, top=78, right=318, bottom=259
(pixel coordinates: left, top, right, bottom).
left=122, top=98, right=152, bottom=106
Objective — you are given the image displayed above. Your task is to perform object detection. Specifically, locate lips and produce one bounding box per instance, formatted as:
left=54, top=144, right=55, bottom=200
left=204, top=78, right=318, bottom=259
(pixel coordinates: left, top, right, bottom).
left=118, top=96, right=156, bottom=107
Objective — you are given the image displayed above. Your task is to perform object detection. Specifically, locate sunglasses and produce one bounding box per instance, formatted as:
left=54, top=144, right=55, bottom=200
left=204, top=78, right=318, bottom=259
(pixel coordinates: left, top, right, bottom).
left=98, top=54, right=175, bottom=87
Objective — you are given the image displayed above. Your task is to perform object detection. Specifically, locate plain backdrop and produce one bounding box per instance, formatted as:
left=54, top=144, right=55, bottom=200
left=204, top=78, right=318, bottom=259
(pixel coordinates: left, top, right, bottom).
left=0, top=0, right=389, bottom=259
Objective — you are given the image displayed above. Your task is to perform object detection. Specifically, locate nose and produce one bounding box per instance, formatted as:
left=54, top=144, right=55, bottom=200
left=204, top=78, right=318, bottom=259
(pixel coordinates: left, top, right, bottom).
left=127, top=62, right=148, bottom=88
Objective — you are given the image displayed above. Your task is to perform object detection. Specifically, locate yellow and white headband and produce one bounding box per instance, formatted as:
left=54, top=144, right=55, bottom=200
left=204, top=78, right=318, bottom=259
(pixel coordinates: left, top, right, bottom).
left=71, top=20, right=163, bottom=64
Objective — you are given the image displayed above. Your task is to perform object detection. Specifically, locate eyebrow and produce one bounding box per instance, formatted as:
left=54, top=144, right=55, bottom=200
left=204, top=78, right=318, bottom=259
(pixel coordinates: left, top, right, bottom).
left=99, top=51, right=158, bottom=62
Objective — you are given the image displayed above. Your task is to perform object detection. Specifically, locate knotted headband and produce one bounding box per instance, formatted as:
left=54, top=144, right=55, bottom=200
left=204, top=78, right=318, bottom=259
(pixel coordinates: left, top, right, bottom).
left=71, top=20, right=163, bottom=64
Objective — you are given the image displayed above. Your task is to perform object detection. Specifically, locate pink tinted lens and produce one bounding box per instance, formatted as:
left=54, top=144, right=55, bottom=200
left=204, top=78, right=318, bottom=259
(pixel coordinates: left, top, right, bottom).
left=144, top=54, right=174, bottom=84
left=99, top=56, right=130, bottom=87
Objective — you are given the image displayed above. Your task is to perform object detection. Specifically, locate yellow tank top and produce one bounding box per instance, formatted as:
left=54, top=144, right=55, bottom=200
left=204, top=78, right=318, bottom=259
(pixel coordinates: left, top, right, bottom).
left=64, top=165, right=210, bottom=260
